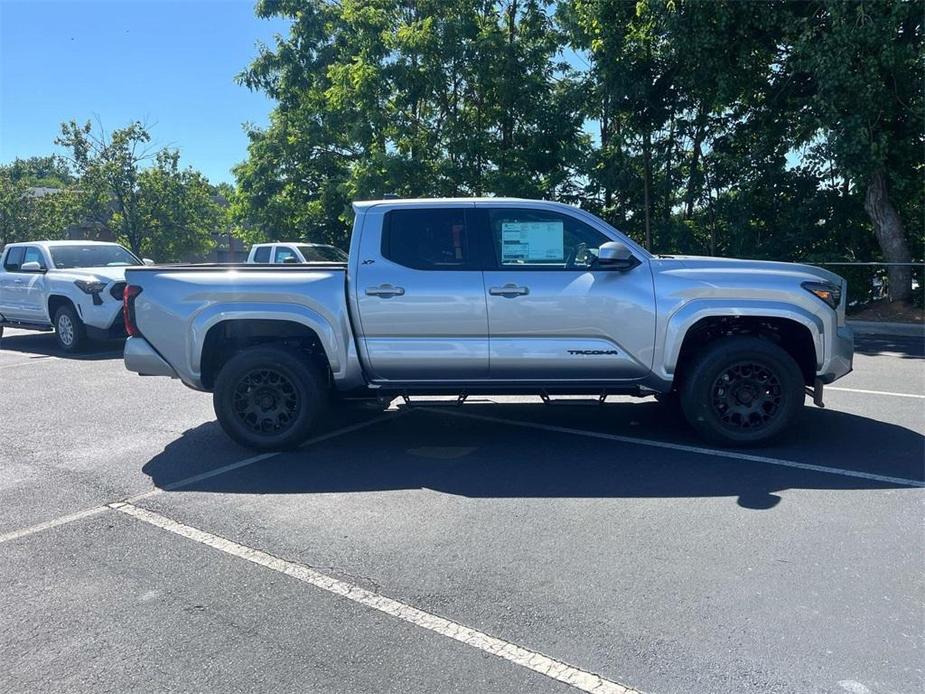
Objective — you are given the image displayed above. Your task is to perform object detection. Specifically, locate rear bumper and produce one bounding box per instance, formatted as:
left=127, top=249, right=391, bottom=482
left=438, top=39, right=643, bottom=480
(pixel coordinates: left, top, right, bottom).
left=124, top=336, right=178, bottom=378
left=819, top=325, right=854, bottom=384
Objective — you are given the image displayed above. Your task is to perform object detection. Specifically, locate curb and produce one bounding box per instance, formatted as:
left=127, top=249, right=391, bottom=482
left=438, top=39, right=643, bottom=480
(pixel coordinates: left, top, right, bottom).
left=848, top=320, right=925, bottom=338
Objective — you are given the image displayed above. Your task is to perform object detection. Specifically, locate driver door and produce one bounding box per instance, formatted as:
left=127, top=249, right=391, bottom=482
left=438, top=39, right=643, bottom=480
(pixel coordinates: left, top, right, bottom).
left=479, top=205, right=657, bottom=381
left=20, top=246, right=48, bottom=322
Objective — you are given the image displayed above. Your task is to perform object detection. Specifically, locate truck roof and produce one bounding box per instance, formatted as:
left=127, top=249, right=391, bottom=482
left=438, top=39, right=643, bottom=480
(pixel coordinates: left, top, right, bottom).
left=352, top=197, right=532, bottom=211
left=3, top=240, right=124, bottom=249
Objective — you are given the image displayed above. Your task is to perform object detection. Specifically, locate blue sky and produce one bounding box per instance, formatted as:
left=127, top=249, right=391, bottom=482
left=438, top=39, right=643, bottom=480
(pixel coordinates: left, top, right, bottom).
left=0, top=0, right=290, bottom=184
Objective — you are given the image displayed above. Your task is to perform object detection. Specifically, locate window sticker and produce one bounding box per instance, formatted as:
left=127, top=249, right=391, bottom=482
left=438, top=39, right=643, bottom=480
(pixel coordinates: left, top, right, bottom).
left=500, top=221, right=564, bottom=263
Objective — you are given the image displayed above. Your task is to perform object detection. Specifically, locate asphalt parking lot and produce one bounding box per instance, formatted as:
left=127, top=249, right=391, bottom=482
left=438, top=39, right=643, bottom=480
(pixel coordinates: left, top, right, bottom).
left=1, top=327, right=922, bottom=694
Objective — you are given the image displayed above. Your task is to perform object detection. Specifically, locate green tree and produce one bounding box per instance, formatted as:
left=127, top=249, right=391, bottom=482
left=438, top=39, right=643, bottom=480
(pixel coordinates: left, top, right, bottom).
left=55, top=120, right=222, bottom=261
left=787, top=0, right=923, bottom=302
left=135, top=150, right=221, bottom=261
left=235, top=0, right=585, bottom=245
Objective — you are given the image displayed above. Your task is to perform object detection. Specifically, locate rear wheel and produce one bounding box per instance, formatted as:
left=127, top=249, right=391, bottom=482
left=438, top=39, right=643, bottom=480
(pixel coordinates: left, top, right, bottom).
left=54, top=304, right=85, bottom=353
left=213, top=345, right=327, bottom=451
left=679, top=336, right=804, bottom=446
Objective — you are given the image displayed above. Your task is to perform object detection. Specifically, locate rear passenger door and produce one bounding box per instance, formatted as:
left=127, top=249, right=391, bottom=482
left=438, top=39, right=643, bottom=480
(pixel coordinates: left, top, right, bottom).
left=354, top=205, right=489, bottom=381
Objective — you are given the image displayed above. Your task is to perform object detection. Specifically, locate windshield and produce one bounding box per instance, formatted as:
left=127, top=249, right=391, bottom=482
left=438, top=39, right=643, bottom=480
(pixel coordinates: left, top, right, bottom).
left=298, top=245, right=347, bottom=262
left=49, top=244, right=142, bottom=269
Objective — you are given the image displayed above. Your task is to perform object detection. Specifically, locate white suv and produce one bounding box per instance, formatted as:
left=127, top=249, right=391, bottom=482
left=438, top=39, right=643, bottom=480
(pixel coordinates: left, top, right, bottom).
left=0, top=241, right=150, bottom=352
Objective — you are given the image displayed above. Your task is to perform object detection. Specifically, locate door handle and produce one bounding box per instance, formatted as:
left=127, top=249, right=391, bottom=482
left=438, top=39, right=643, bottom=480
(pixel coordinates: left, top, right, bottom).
left=489, top=284, right=529, bottom=298
left=365, top=284, right=405, bottom=297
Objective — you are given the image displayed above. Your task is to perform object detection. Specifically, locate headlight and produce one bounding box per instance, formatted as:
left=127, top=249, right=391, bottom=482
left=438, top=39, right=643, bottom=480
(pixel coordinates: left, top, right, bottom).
left=802, top=281, right=841, bottom=309
left=74, top=279, right=107, bottom=294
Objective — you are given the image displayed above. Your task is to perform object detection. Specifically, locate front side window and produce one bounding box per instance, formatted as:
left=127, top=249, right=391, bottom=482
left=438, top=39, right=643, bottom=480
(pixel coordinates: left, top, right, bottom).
left=274, top=246, right=300, bottom=264
left=23, top=247, right=46, bottom=269
left=487, top=208, right=610, bottom=270
left=49, top=244, right=141, bottom=269
left=382, top=208, right=475, bottom=270
left=252, top=246, right=271, bottom=263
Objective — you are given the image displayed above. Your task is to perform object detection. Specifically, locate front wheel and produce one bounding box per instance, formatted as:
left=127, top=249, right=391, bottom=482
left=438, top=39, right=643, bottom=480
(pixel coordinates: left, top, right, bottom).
left=54, top=304, right=85, bottom=353
left=679, top=336, right=805, bottom=447
left=213, top=345, right=327, bottom=451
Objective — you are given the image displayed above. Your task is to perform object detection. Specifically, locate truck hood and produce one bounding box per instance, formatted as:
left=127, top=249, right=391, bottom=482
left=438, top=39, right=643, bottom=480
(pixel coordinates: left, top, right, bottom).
left=661, top=255, right=844, bottom=285
left=51, top=266, right=134, bottom=284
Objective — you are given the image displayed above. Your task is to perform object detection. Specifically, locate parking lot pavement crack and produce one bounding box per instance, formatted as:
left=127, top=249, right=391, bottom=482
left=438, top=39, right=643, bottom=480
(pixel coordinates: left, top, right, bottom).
left=110, top=501, right=642, bottom=694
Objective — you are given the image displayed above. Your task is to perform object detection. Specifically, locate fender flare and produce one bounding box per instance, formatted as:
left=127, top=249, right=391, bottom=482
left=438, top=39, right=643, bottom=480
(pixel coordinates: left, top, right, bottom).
left=188, top=302, right=343, bottom=378
left=657, top=300, right=824, bottom=379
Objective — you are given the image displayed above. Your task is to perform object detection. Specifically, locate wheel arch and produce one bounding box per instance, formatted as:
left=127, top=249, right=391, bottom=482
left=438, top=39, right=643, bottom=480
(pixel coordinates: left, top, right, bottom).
left=664, top=303, right=822, bottom=387
left=199, top=317, right=333, bottom=391
left=48, top=294, right=77, bottom=322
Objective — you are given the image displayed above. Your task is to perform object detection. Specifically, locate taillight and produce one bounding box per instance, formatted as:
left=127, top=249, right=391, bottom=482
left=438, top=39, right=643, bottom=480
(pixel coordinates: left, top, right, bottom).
left=123, top=285, right=143, bottom=337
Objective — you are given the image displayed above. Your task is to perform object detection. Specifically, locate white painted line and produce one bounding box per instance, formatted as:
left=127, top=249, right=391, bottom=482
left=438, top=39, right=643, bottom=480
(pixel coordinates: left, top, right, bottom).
left=126, top=411, right=404, bottom=503
left=0, top=505, right=108, bottom=544
left=112, top=501, right=639, bottom=694
left=0, top=357, right=53, bottom=369
left=826, top=386, right=925, bottom=400
left=0, top=413, right=400, bottom=545
left=422, top=408, right=925, bottom=489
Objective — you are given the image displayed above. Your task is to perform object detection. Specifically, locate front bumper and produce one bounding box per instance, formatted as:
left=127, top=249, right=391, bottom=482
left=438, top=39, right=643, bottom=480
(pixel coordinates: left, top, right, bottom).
left=124, top=336, right=178, bottom=378
left=819, top=325, right=854, bottom=384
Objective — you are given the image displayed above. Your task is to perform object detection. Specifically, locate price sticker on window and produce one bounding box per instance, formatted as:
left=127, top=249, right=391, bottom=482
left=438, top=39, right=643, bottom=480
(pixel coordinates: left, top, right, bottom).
left=500, top=221, right=564, bottom=263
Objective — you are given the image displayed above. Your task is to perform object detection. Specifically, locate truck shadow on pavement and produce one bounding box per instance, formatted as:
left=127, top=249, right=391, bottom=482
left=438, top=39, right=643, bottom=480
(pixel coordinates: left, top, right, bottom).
left=0, top=331, right=123, bottom=360
left=142, top=402, right=924, bottom=511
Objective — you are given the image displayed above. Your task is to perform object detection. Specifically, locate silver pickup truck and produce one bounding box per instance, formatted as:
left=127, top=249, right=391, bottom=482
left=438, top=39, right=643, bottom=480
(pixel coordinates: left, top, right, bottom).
left=123, top=198, right=853, bottom=450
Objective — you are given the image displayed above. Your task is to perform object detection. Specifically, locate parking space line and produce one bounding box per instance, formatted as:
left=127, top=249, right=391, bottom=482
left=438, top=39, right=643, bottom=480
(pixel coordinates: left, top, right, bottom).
left=826, top=386, right=925, bottom=399
left=111, top=501, right=639, bottom=694
left=0, top=505, right=108, bottom=545
left=421, top=408, right=925, bottom=488
left=0, top=413, right=401, bottom=546
left=0, top=357, right=54, bottom=369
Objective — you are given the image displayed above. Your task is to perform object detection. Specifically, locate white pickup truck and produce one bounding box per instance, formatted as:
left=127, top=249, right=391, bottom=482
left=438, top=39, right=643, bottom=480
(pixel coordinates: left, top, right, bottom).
left=123, top=198, right=854, bottom=450
left=247, top=242, right=348, bottom=264
left=0, top=240, right=148, bottom=352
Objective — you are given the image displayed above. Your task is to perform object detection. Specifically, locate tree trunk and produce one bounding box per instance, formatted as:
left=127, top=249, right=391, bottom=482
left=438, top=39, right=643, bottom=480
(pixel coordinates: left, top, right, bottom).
left=642, top=129, right=653, bottom=249
left=864, top=169, right=913, bottom=303
left=684, top=109, right=707, bottom=219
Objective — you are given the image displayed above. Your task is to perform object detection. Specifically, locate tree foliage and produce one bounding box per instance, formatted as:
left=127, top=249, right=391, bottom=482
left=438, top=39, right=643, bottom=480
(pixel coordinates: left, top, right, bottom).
left=54, top=120, right=224, bottom=261
left=236, top=0, right=922, bottom=302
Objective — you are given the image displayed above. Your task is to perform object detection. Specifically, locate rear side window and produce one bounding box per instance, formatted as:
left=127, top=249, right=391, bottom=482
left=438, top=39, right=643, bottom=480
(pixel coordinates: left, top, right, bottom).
left=382, top=209, right=476, bottom=270
left=252, top=246, right=271, bottom=263
left=3, top=247, right=24, bottom=271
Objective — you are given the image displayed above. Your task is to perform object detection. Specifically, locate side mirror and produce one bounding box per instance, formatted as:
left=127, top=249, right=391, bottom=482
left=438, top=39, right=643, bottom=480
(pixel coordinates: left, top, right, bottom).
left=595, top=242, right=640, bottom=271
left=282, top=256, right=300, bottom=264
left=20, top=261, right=45, bottom=273
left=143, top=258, right=155, bottom=266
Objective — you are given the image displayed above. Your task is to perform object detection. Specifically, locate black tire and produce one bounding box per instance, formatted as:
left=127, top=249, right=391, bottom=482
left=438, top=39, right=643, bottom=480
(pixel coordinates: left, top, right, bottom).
left=54, top=304, right=85, bottom=353
left=213, top=345, right=327, bottom=451
left=679, top=336, right=805, bottom=447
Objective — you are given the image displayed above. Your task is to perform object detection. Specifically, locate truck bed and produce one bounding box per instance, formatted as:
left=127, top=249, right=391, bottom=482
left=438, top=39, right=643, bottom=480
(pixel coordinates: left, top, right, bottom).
left=124, top=263, right=357, bottom=391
